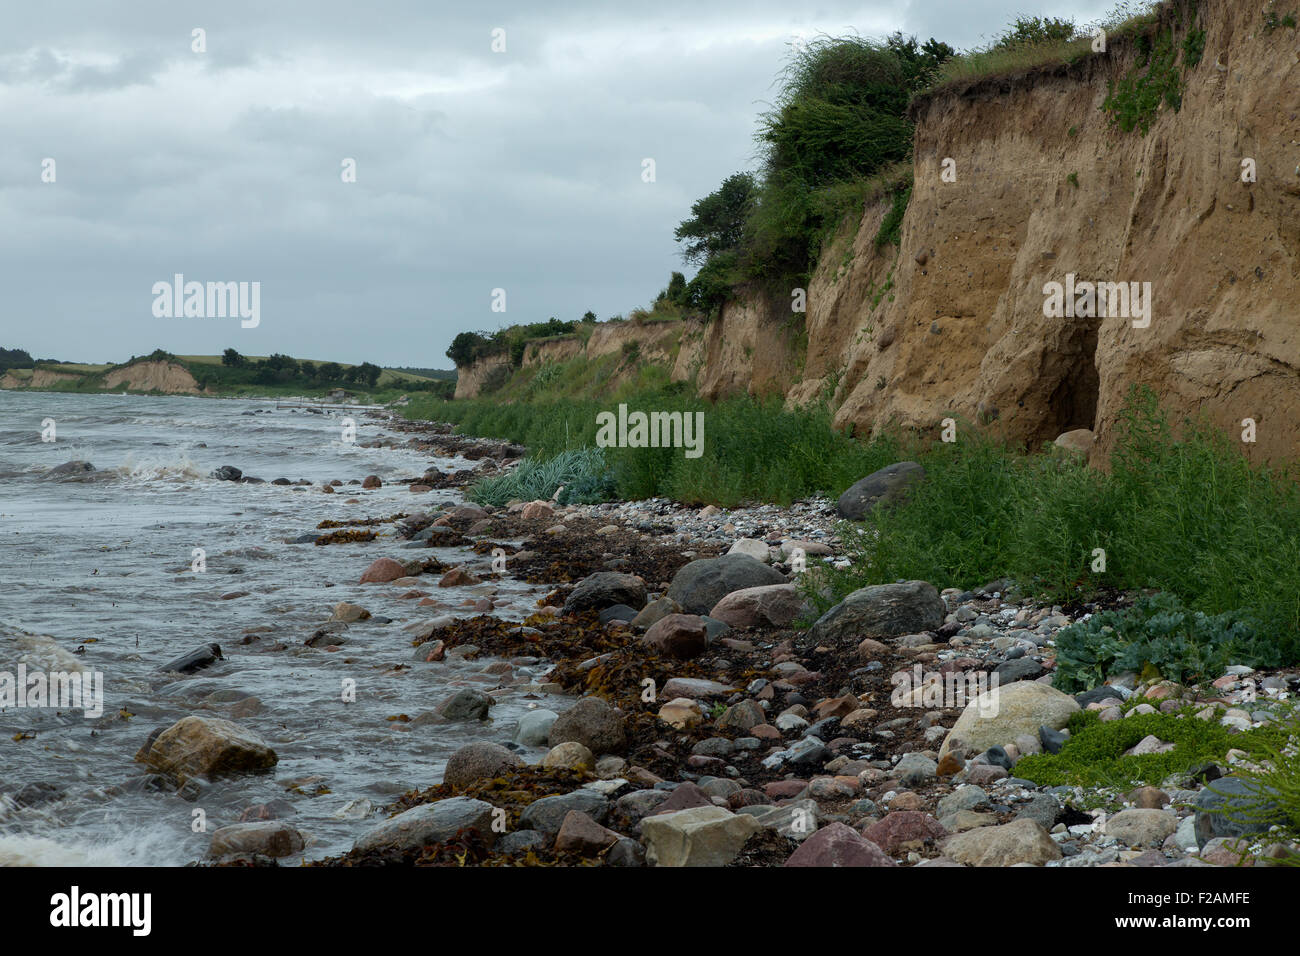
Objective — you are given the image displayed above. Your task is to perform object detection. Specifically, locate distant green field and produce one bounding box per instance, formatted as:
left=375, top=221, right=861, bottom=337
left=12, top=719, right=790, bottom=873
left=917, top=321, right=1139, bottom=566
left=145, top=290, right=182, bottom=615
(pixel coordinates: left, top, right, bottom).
left=175, top=354, right=436, bottom=384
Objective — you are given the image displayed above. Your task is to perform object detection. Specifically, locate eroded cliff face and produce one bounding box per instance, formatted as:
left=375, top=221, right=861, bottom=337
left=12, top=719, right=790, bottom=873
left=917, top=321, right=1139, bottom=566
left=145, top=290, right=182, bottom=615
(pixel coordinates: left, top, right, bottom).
left=102, top=361, right=202, bottom=394
left=456, top=0, right=1300, bottom=464
left=830, top=0, right=1300, bottom=465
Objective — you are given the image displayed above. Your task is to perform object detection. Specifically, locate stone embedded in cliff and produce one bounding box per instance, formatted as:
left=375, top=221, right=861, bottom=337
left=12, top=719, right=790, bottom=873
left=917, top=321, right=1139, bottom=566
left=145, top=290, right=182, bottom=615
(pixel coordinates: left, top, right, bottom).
left=562, top=571, right=647, bottom=615
left=665, top=553, right=786, bottom=615
left=136, top=715, right=277, bottom=782
left=836, top=462, right=925, bottom=520
left=807, top=581, right=945, bottom=644
left=1053, top=428, right=1095, bottom=458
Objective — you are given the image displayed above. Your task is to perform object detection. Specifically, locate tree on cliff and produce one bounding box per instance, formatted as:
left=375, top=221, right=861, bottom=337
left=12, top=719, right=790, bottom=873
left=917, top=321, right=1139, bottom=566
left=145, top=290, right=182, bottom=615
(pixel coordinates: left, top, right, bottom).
left=674, top=172, right=757, bottom=265
left=221, top=348, right=245, bottom=367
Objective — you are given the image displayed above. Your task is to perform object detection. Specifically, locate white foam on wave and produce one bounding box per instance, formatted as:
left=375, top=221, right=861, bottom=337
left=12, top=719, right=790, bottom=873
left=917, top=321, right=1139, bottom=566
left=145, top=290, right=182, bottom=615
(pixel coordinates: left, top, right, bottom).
left=0, top=822, right=189, bottom=867
left=116, top=452, right=203, bottom=482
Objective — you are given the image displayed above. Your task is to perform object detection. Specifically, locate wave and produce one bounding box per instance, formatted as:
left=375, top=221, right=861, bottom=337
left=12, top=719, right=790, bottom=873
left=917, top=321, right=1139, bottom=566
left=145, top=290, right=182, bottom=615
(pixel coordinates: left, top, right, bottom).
left=115, top=453, right=204, bottom=482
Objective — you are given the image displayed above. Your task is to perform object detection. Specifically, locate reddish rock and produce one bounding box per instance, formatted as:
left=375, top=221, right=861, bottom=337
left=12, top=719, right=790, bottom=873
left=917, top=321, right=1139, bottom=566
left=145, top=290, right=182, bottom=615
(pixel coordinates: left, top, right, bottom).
left=362, top=475, right=382, bottom=489
left=936, top=751, right=966, bottom=776
left=750, top=723, right=782, bottom=741
left=785, top=822, right=897, bottom=867
left=415, top=641, right=445, bottom=662
left=861, top=811, right=947, bottom=854
left=890, top=791, right=925, bottom=811
left=709, top=584, right=805, bottom=628
left=409, top=484, right=432, bottom=493
left=639, top=614, right=708, bottom=660
left=966, top=764, right=1008, bottom=786
left=439, top=567, right=481, bottom=587
left=764, top=780, right=808, bottom=800
left=812, top=695, right=859, bottom=720
left=360, top=558, right=407, bottom=584
left=554, top=811, right=620, bottom=856
left=521, top=500, right=554, bottom=520
left=858, top=638, right=888, bottom=659
left=648, top=782, right=714, bottom=816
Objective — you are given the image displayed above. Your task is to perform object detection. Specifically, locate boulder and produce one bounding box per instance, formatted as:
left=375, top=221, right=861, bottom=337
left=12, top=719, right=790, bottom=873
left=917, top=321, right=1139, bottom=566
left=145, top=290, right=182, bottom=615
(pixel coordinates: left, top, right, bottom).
left=939, top=681, right=1079, bottom=760
left=1104, top=809, right=1178, bottom=846
left=442, top=742, right=521, bottom=788
left=861, top=811, right=946, bottom=854
left=1194, top=776, right=1287, bottom=848
left=665, top=554, right=786, bottom=616
left=136, top=716, right=277, bottom=781
left=727, top=538, right=771, bottom=562
left=807, top=581, right=945, bottom=644
left=548, top=696, right=627, bottom=755
left=434, top=689, right=495, bottom=722
left=513, top=708, right=558, bottom=747
left=360, top=558, right=407, bottom=584
left=639, top=614, right=709, bottom=659
left=158, top=643, right=223, bottom=674
left=44, top=460, right=96, bottom=479
left=709, top=583, right=807, bottom=628
left=519, top=790, right=610, bottom=835
left=209, top=821, right=305, bottom=859
left=631, top=596, right=683, bottom=629
left=942, top=818, right=1062, bottom=866
left=353, top=797, right=498, bottom=852
left=784, top=822, right=897, bottom=867
left=210, top=465, right=242, bottom=481
left=563, top=572, right=647, bottom=616
left=542, top=741, right=595, bottom=771
left=554, top=811, right=621, bottom=855
left=836, top=462, right=924, bottom=520
left=641, top=806, right=761, bottom=867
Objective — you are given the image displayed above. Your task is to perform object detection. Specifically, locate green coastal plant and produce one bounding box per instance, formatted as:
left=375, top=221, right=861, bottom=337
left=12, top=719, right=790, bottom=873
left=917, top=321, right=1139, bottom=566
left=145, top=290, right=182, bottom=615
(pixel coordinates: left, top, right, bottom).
left=1051, top=593, right=1289, bottom=693
left=1013, top=708, right=1285, bottom=789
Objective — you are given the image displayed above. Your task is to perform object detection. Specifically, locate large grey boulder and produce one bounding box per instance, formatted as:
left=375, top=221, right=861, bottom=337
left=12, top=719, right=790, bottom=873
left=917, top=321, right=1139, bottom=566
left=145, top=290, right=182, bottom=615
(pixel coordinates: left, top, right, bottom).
left=1194, top=777, right=1287, bottom=848
left=563, top=572, right=648, bottom=616
left=806, top=581, right=945, bottom=644
left=353, top=797, right=498, bottom=852
left=666, top=554, right=786, bottom=615
left=836, top=462, right=925, bottom=520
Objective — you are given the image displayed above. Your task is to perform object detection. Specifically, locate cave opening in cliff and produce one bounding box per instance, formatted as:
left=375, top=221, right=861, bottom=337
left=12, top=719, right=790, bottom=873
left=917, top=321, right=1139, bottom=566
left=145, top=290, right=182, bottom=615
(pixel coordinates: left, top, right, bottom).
left=1043, top=318, right=1100, bottom=442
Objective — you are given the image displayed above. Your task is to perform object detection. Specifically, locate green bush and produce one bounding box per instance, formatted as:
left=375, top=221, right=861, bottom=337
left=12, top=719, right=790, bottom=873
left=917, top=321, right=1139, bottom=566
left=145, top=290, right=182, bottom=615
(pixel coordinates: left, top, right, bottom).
left=817, top=386, right=1300, bottom=639
left=467, top=448, right=608, bottom=507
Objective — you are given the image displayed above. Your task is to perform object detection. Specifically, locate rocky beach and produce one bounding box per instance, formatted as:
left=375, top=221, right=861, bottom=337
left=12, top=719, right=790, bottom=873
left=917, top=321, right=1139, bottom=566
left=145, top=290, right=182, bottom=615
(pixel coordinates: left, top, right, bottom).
left=19, top=395, right=1291, bottom=870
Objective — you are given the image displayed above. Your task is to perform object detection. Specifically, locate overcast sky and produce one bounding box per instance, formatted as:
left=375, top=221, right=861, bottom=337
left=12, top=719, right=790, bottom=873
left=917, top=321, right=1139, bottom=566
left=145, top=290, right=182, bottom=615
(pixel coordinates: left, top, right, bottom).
left=0, top=0, right=1110, bottom=369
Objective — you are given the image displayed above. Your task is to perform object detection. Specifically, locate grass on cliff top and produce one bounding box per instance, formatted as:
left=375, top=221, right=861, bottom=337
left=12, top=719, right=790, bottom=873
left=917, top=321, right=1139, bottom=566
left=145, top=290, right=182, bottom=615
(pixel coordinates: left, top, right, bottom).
left=918, top=1, right=1169, bottom=99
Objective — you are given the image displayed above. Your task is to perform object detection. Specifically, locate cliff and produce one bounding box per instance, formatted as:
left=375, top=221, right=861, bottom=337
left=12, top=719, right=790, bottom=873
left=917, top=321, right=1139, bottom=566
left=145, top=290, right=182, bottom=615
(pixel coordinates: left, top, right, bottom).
left=455, top=0, right=1300, bottom=465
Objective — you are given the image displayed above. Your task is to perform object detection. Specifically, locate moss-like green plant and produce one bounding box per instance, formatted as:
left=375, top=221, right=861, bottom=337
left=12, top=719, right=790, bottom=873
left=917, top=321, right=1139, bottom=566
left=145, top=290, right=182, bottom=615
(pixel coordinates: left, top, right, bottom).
left=1014, top=708, right=1286, bottom=789
left=1101, top=22, right=1186, bottom=134
left=874, top=184, right=911, bottom=248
